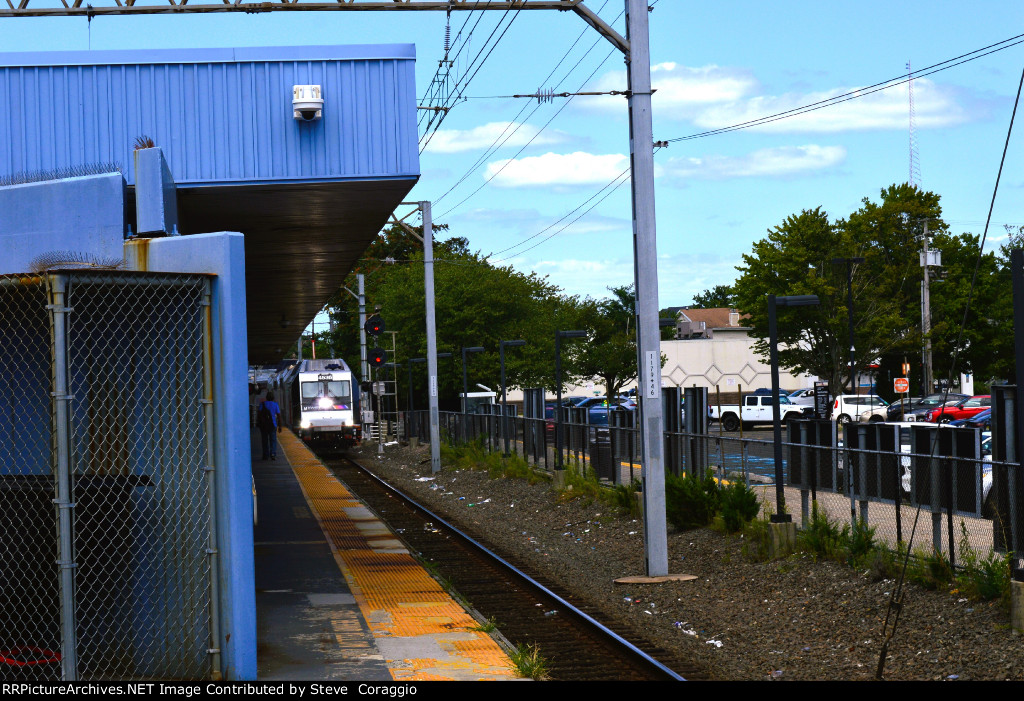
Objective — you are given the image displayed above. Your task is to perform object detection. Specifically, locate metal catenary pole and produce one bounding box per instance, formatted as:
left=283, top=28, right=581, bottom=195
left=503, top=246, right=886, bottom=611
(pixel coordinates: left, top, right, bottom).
left=921, top=221, right=933, bottom=395
left=625, top=0, right=667, bottom=577
left=422, top=201, right=442, bottom=474
left=358, top=273, right=368, bottom=385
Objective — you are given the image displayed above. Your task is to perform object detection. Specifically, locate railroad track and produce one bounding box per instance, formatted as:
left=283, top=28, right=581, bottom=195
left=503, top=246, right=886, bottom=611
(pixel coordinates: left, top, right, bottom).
left=324, top=454, right=695, bottom=682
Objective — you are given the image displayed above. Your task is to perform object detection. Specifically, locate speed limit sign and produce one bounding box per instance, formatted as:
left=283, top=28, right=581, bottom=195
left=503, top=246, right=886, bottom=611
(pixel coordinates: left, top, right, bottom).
left=894, top=377, right=910, bottom=393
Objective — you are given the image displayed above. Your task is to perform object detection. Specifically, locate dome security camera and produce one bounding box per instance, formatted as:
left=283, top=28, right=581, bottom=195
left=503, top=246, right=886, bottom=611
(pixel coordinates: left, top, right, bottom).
left=293, top=85, right=324, bottom=122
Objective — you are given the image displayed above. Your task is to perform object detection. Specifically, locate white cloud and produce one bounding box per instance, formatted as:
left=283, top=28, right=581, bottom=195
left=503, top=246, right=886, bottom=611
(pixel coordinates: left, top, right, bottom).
left=422, top=121, right=568, bottom=154
left=588, top=63, right=760, bottom=116
left=485, top=151, right=630, bottom=188
left=663, top=145, right=846, bottom=180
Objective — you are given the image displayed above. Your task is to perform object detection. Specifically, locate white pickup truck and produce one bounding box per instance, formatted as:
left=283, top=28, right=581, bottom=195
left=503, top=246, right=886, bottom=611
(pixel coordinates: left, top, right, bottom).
left=710, top=394, right=812, bottom=431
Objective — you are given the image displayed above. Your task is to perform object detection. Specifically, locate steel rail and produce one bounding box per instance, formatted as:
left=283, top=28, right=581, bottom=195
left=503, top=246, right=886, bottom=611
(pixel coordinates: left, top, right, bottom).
left=341, top=454, right=686, bottom=681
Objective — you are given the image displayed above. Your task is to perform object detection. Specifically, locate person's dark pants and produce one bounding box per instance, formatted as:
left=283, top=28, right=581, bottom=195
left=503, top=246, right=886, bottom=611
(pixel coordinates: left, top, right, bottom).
left=260, top=429, right=278, bottom=459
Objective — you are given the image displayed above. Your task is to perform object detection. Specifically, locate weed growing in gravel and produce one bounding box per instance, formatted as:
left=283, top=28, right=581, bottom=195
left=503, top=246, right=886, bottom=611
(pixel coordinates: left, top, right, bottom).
left=442, top=439, right=546, bottom=484
left=470, top=616, right=499, bottom=633
left=740, top=510, right=774, bottom=562
left=611, top=480, right=642, bottom=518
left=718, top=479, right=761, bottom=533
left=558, top=462, right=611, bottom=505
left=867, top=542, right=905, bottom=581
left=906, top=546, right=954, bottom=590
left=796, top=503, right=876, bottom=567
left=956, top=521, right=1011, bottom=605
left=508, top=643, right=549, bottom=680
left=665, top=469, right=721, bottom=530
left=846, top=516, right=877, bottom=566
left=798, top=503, right=847, bottom=561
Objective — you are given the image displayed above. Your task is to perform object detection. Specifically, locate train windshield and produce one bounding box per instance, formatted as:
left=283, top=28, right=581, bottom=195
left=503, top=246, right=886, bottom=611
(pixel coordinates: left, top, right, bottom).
left=301, top=380, right=351, bottom=410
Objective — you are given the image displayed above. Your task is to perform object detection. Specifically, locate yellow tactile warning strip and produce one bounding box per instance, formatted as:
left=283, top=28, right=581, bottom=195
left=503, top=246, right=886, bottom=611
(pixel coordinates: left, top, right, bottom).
left=278, top=430, right=518, bottom=682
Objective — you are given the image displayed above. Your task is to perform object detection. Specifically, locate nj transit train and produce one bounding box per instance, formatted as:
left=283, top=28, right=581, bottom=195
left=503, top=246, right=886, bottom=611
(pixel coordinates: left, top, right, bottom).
left=275, top=358, right=361, bottom=449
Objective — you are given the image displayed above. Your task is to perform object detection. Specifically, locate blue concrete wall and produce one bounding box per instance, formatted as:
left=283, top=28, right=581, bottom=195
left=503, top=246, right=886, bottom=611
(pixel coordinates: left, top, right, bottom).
left=0, top=173, right=126, bottom=274
left=0, top=45, right=418, bottom=186
left=124, top=233, right=255, bottom=680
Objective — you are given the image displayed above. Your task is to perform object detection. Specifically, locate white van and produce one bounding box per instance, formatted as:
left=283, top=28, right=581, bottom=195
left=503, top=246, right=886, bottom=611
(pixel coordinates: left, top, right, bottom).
left=832, top=394, right=888, bottom=424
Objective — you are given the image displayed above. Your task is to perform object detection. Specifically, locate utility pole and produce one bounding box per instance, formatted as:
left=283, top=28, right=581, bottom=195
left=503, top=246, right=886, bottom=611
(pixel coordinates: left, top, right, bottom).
left=625, top=0, right=667, bottom=577
left=342, top=273, right=370, bottom=433
left=422, top=202, right=442, bottom=474
left=921, top=221, right=933, bottom=396
left=358, top=274, right=368, bottom=383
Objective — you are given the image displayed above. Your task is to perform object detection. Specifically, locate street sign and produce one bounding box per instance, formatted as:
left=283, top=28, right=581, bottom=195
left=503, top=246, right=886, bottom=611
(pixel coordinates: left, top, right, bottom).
left=813, top=381, right=830, bottom=419
left=894, top=377, right=910, bottom=393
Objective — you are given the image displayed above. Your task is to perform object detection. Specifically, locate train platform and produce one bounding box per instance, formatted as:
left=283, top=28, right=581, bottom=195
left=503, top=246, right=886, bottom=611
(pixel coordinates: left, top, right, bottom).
left=252, top=427, right=518, bottom=682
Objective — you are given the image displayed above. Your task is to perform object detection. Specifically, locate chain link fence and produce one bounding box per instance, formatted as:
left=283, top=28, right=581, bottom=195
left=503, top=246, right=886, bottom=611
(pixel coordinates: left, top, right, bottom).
left=408, top=406, right=1017, bottom=562
left=0, top=272, right=216, bottom=681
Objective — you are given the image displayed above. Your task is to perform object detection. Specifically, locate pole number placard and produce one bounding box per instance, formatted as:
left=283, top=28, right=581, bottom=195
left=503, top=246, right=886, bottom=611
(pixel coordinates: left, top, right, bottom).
left=645, top=351, right=659, bottom=399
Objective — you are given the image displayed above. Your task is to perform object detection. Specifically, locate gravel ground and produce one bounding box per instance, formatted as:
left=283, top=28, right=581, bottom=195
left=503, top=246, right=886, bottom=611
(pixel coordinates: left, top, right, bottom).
left=347, top=442, right=1024, bottom=681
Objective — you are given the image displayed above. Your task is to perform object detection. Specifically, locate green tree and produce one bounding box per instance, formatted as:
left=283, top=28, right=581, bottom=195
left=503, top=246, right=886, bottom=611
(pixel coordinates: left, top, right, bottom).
left=575, top=285, right=640, bottom=399
left=692, top=284, right=735, bottom=308
left=319, top=223, right=466, bottom=379
left=372, top=245, right=585, bottom=408
left=733, top=185, right=948, bottom=395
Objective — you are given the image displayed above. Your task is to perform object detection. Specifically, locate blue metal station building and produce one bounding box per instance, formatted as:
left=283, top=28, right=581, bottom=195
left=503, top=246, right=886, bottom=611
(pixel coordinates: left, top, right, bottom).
left=0, top=44, right=419, bottom=680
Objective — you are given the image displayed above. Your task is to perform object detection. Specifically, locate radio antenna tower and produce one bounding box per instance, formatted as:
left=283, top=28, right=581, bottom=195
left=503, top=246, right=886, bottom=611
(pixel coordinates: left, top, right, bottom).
left=908, top=61, right=921, bottom=187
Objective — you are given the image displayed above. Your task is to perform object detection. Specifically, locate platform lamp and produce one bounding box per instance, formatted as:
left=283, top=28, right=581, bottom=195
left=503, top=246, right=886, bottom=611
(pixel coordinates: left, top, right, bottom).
left=461, top=346, right=485, bottom=442
left=832, top=257, right=864, bottom=398
left=768, top=294, right=820, bottom=522
left=501, top=337, right=528, bottom=454
left=555, top=330, right=587, bottom=472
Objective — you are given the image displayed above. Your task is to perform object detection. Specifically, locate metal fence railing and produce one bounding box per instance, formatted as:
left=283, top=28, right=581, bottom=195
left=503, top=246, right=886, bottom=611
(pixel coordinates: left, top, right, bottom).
left=0, top=272, right=216, bottom=681
left=404, top=408, right=1017, bottom=561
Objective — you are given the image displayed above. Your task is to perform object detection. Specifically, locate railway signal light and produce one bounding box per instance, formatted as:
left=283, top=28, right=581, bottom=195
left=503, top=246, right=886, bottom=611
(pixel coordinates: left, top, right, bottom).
left=369, top=348, right=386, bottom=368
left=365, top=315, right=385, bottom=336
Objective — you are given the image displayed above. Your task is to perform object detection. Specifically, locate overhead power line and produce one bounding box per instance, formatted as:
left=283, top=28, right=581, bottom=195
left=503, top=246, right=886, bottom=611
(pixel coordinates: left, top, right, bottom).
left=431, top=1, right=616, bottom=206
left=666, top=32, right=1024, bottom=143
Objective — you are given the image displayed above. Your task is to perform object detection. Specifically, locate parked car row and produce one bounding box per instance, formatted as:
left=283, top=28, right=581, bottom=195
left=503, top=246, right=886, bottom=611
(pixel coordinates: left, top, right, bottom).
left=544, top=389, right=990, bottom=432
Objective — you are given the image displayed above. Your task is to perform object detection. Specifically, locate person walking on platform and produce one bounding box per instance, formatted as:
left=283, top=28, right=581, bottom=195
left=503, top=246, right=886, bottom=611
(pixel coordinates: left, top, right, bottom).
left=257, top=391, right=283, bottom=460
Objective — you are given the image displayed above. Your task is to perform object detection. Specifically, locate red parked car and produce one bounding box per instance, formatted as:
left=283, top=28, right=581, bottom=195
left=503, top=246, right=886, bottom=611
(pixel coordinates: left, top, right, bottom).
left=925, top=395, right=991, bottom=424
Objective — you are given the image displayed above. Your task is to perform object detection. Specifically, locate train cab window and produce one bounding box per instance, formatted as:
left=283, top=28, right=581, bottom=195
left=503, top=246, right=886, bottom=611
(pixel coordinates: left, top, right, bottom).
left=301, top=380, right=352, bottom=409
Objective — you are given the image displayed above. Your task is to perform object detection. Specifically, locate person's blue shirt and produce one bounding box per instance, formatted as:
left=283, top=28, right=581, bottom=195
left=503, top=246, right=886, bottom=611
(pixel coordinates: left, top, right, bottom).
left=263, top=400, right=281, bottom=428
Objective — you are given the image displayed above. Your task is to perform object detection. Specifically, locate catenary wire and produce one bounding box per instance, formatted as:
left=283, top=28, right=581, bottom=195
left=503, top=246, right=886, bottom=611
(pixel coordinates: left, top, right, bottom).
left=420, top=5, right=525, bottom=152
left=431, top=0, right=614, bottom=206
left=666, top=33, right=1024, bottom=143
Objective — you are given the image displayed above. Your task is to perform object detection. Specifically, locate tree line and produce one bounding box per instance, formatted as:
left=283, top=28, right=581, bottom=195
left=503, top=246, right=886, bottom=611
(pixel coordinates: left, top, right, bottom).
left=719, top=183, right=1016, bottom=398
left=310, top=223, right=653, bottom=408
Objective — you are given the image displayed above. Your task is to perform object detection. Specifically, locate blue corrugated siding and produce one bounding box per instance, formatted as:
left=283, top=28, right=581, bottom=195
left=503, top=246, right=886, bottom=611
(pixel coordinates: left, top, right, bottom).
left=0, top=46, right=418, bottom=186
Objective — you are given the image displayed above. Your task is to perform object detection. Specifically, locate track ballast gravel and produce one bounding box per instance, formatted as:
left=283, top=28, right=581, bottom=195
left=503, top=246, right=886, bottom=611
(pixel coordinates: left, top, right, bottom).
left=347, top=442, right=1024, bottom=681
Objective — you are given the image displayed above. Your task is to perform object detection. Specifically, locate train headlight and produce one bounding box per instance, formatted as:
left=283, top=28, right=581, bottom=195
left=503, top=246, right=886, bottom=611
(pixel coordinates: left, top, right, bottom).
left=300, top=418, right=312, bottom=429
left=318, top=397, right=333, bottom=410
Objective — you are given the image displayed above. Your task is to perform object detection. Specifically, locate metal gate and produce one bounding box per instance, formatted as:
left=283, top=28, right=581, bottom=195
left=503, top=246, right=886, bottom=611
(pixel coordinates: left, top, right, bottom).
left=0, top=271, right=216, bottom=681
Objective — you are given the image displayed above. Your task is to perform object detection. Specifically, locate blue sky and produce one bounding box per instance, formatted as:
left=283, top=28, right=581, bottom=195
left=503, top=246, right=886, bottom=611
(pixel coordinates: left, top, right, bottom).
left=2, top=1, right=1023, bottom=312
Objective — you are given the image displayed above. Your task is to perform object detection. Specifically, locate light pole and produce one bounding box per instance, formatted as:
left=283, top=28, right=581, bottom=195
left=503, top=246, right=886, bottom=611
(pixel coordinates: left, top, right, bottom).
left=555, top=330, right=587, bottom=473
left=461, top=346, right=485, bottom=442
left=832, top=257, right=864, bottom=398
left=768, top=294, right=820, bottom=523
left=500, top=339, right=526, bottom=455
